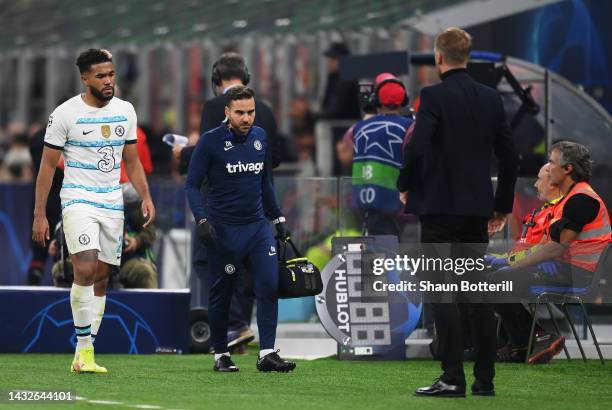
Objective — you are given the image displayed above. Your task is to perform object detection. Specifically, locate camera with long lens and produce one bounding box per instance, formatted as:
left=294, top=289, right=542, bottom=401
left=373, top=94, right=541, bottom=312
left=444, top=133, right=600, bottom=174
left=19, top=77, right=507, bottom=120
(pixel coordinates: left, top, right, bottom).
left=359, top=81, right=415, bottom=119
left=359, top=83, right=377, bottom=115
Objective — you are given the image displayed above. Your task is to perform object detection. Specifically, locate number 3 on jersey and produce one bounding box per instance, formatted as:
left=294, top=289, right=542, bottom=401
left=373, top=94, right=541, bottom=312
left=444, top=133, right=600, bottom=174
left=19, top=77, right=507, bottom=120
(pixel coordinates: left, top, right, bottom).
left=97, top=146, right=116, bottom=172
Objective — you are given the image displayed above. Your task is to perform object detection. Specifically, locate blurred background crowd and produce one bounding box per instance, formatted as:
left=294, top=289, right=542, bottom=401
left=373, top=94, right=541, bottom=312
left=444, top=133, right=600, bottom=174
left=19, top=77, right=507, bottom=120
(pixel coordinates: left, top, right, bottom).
left=1, top=0, right=611, bottom=294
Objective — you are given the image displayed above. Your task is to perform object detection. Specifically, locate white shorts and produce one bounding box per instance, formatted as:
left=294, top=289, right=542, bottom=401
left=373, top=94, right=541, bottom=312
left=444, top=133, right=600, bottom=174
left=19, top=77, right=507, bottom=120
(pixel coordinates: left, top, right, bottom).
left=62, top=209, right=124, bottom=266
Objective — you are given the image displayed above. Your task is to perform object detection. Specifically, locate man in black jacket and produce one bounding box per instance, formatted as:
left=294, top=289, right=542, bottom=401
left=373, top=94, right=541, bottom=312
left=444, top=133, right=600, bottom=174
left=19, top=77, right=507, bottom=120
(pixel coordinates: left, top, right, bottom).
left=28, top=98, right=69, bottom=285
left=319, top=42, right=361, bottom=121
left=398, top=27, right=518, bottom=397
left=176, top=53, right=281, bottom=350
left=178, top=53, right=280, bottom=173
left=318, top=42, right=361, bottom=175
left=28, top=127, right=63, bottom=285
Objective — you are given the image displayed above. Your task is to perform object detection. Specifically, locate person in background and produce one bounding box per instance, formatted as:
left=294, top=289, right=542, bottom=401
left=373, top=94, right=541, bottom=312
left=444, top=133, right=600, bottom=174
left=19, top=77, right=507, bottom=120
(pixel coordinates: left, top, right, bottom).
left=28, top=112, right=66, bottom=285
left=119, top=183, right=158, bottom=288
left=487, top=163, right=562, bottom=268
left=491, top=141, right=611, bottom=364
left=339, top=73, right=414, bottom=236
left=485, top=163, right=564, bottom=363
left=319, top=42, right=361, bottom=121
left=1, top=132, right=33, bottom=182
left=120, top=127, right=154, bottom=183
left=176, top=52, right=281, bottom=173
left=318, top=42, right=361, bottom=176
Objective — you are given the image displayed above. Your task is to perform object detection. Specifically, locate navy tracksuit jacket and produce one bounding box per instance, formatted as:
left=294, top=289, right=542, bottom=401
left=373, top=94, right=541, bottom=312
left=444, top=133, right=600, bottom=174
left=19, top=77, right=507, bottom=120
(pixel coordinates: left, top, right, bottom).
left=185, top=124, right=281, bottom=352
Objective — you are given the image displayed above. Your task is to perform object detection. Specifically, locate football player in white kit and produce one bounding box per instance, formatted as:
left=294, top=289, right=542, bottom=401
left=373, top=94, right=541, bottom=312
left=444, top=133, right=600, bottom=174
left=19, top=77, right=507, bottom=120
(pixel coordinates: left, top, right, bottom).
left=32, top=49, right=155, bottom=373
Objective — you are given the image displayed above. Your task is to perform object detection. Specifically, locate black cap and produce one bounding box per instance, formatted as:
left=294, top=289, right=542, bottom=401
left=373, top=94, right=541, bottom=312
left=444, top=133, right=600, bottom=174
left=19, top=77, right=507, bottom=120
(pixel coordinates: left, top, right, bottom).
left=324, top=42, right=351, bottom=58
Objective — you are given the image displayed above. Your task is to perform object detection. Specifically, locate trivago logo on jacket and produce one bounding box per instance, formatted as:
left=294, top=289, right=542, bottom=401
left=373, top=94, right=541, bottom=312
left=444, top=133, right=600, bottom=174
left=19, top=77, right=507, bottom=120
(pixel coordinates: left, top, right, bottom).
left=225, top=161, right=264, bottom=174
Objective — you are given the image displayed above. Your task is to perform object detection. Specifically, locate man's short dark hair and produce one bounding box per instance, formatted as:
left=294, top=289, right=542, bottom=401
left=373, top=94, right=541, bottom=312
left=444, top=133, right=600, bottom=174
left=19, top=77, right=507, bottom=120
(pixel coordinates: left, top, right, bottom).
left=225, top=86, right=255, bottom=107
left=212, top=53, right=250, bottom=86
left=324, top=42, right=351, bottom=58
left=550, top=140, right=592, bottom=182
left=76, top=49, right=112, bottom=74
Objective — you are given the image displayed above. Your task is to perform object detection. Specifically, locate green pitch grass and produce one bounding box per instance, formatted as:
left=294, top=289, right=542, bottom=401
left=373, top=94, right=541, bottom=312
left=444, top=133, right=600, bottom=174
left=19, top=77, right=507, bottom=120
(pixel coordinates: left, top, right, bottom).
left=1, top=352, right=611, bottom=410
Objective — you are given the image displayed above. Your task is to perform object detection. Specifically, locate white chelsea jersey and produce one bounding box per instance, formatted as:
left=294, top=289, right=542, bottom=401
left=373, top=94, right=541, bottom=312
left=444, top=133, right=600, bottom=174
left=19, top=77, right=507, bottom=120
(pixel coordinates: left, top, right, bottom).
left=44, top=94, right=137, bottom=217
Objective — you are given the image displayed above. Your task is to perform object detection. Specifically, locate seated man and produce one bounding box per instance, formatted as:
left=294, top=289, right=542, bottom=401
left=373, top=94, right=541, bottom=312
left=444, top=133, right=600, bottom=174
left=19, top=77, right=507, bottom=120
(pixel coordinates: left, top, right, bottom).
left=486, top=163, right=561, bottom=267
left=487, top=163, right=562, bottom=363
left=491, top=141, right=611, bottom=364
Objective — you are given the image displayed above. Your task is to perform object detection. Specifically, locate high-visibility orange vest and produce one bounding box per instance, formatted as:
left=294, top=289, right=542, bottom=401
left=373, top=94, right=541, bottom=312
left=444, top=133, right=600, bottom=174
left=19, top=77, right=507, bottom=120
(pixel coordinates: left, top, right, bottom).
left=549, top=182, right=612, bottom=272
left=519, top=197, right=561, bottom=248
left=511, top=204, right=554, bottom=253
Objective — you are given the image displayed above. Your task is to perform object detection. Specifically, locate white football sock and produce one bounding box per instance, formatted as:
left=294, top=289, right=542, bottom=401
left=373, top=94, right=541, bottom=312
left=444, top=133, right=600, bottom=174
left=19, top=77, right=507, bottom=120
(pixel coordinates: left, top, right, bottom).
left=214, top=352, right=230, bottom=360
left=90, top=295, right=106, bottom=343
left=259, top=349, right=274, bottom=358
left=70, top=283, right=94, bottom=351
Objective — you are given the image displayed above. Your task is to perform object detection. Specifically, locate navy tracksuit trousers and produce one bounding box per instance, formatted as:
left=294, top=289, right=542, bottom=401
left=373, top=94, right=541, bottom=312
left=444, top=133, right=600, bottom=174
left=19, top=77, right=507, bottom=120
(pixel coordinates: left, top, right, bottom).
left=206, top=219, right=279, bottom=353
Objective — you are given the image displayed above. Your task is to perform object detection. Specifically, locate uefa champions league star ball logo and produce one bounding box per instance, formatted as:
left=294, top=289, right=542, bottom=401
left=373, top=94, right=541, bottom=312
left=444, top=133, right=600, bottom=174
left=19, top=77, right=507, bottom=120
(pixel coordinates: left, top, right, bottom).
left=225, top=264, right=236, bottom=275
left=22, top=296, right=159, bottom=353
left=353, top=121, right=405, bottom=156
left=254, top=140, right=262, bottom=151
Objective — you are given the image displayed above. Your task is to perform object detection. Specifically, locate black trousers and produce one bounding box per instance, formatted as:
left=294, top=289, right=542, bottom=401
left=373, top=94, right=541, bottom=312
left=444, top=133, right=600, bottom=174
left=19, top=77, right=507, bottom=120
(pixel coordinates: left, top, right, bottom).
left=28, top=186, right=62, bottom=285
left=491, top=262, right=592, bottom=347
left=361, top=210, right=401, bottom=236
left=420, top=215, right=496, bottom=386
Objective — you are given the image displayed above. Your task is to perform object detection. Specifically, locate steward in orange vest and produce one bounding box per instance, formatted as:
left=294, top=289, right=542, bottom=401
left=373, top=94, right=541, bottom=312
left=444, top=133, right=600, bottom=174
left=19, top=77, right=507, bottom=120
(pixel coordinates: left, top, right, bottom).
left=547, top=182, right=611, bottom=272
left=506, top=141, right=611, bottom=274
left=491, top=141, right=610, bottom=364
left=485, top=164, right=561, bottom=267
left=515, top=199, right=558, bottom=249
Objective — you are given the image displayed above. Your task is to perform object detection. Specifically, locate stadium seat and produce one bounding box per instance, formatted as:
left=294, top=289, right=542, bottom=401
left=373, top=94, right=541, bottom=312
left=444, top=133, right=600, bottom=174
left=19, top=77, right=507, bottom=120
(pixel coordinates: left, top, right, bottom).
left=526, top=244, right=611, bottom=364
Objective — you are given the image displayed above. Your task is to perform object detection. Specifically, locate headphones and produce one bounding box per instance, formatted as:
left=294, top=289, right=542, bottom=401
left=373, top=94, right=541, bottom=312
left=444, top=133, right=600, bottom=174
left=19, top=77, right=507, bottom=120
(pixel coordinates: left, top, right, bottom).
left=369, top=77, right=409, bottom=108
left=211, top=54, right=251, bottom=92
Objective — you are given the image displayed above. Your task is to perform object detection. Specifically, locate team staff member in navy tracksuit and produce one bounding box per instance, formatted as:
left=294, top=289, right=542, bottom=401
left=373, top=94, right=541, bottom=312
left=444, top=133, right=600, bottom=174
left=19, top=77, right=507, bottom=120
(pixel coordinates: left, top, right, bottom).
left=177, top=53, right=280, bottom=351
left=185, top=85, right=296, bottom=373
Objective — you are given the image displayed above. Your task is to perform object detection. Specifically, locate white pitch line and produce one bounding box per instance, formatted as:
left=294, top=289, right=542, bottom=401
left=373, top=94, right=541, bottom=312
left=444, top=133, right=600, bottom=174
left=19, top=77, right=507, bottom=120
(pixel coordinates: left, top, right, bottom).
left=83, top=397, right=190, bottom=410
left=88, top=400, right=125, bottom=405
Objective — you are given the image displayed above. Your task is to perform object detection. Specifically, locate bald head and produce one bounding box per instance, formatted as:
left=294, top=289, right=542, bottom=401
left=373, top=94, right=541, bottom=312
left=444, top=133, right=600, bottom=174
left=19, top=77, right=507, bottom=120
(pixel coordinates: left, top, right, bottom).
left=534, top=163, right=560, bottom=202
